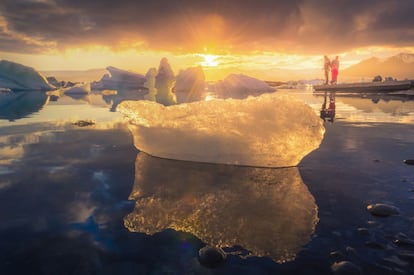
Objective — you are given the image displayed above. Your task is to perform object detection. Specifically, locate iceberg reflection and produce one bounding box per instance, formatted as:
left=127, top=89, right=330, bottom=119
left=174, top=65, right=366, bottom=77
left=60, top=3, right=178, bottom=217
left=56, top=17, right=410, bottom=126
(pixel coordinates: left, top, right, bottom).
left=124, top=153, right=319, bottom=263
left=0, top=91, right=48, bottom=121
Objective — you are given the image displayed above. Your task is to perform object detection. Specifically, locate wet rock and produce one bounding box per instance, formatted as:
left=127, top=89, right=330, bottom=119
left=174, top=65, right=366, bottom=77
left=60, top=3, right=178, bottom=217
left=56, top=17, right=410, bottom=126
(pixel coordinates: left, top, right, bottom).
left=72, top=120, right=95, bottom=127
left=367, top=203, right=400, bottom=217
left=331, top=261, right=362, bottom=275
left=403, top=159, right=414, bottom=165
left=330, top=250, right=344, bottom=260
left=394, top=238, right=414, bottom=247
left=198, top=246, right=226, bottom=268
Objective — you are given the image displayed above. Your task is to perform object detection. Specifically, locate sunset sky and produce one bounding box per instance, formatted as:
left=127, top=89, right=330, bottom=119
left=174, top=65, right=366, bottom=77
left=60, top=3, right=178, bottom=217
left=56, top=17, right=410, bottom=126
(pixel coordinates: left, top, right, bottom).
left=1, top=0, right=414, bottom=80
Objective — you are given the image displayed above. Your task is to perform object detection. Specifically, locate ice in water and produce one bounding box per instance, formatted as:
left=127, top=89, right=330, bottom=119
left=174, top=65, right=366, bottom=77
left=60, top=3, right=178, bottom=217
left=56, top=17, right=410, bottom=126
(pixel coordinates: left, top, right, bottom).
left=118, top=93, right=325, bottom=167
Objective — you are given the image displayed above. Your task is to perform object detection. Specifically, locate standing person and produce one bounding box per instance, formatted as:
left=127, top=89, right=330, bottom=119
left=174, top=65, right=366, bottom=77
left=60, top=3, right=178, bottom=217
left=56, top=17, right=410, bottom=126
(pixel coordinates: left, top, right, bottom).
left=330, top=56, right=339, bottom=84
left=323, top=55, right=331, bottom=85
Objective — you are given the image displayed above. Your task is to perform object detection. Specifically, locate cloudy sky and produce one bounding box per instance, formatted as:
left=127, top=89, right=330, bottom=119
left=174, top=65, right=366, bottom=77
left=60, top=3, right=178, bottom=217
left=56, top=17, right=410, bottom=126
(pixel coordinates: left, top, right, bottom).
left=1, top=0, right=413, bottom=80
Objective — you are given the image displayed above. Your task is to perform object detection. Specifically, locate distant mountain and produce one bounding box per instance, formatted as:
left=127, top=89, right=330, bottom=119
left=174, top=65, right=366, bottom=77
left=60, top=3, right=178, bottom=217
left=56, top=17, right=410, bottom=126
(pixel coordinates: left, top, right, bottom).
left=40, top=68, right=107, bottom=82
left=342, top=53, right=414, bottom=80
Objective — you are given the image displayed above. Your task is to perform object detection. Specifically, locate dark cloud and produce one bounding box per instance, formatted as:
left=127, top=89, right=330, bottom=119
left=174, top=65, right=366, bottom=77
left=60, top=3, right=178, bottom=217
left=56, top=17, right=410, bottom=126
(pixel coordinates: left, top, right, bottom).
left=0, top=0, right=413, bottom=54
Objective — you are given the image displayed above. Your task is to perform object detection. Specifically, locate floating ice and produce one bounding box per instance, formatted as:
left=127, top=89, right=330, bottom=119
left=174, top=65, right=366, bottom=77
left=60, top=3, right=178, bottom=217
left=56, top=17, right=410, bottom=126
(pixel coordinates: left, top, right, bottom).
left=155, top=57, right=176, bottom=105
left=63, top=82, right=91, bottom=95
left=118, top=93, right=325, bottom=167
left=0, top=60, right=55, bottom=91
left=143, top=68, right=157, bottom=101
left=91, top=66, right=146, bottom=90
left=213, top=73, right=275, bottom=99
left=124, top=153, right=319, bottom=263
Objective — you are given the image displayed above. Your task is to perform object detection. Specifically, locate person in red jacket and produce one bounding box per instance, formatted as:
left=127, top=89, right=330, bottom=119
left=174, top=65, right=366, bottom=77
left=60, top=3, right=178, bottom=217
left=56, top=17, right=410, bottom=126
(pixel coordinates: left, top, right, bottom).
left=331, top=56, right=339, bottom=84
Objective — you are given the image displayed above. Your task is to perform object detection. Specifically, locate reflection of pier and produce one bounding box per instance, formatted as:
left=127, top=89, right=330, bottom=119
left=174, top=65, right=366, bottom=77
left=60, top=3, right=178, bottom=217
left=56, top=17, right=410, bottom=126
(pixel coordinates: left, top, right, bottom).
left=313, top=89, right=414, bottom=124
left=314, top=80, right=413, bottom=92
left=320, top=92, right=336, bottom=122
left=124, top=153, right=318, bottom=263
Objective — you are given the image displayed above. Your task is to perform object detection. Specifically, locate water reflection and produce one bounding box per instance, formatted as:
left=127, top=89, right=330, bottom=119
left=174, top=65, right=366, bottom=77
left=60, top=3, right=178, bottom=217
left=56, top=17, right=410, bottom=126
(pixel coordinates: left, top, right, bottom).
left=101, top=88, right=147, bottom=111
left=124, top=153, right=319, bottom=263
left=312, top=91, right=414, bottom=124
left=0, top=91, right=48, bottom=121
left=320, top=92, right=336, bottom=122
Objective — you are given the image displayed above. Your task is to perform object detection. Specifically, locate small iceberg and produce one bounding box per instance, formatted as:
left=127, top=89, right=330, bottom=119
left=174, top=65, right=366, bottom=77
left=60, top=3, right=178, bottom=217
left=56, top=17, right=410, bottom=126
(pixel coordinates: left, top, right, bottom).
left=213, top=73, right=275, bottom=99
left=118, top=93, right=325, bottom=167
left=91, top=66, right=147, bottom=90
left=62, top=82, right=91, bottom=95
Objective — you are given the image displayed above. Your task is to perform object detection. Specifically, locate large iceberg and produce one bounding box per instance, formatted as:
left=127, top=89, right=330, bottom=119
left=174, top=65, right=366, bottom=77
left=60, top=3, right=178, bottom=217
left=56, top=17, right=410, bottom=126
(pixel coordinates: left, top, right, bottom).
left=91, top=66, right=147, bottom=90
left=118, top=93, right=325, bottom=167
left=124, top=153, right=319, bottom=263
left=213, top=73, right=275, bottom=99
left=0, top=60, right=55, bottom=91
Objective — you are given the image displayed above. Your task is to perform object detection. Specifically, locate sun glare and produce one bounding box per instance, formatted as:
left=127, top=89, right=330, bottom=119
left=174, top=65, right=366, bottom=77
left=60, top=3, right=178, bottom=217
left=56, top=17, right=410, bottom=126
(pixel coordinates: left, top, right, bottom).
left=200, top=54, right=219, bottom=67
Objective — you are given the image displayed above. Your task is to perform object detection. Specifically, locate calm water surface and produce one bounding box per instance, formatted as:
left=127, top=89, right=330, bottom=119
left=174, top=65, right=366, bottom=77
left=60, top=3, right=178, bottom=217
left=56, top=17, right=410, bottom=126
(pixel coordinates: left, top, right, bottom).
left=0, top=88, right=414, bottom=274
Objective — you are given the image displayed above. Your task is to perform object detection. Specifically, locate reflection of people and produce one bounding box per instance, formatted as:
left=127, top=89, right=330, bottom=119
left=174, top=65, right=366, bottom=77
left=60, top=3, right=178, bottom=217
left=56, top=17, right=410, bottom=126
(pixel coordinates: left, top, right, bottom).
left=320, top=92, right=336, bottom=122
left=330, top=56, right=339, bottom=84
left=323, top=55, right=331, bottom=85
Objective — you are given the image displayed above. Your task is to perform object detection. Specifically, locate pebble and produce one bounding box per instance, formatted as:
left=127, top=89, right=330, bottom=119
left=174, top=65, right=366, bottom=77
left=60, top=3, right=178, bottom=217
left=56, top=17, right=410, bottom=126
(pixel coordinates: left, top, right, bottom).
left=330, top=250, right=344, bottom=260
left=366, top=203, right=400, bottom=217
left=72, top=120, right=95, bottom=127
left=394, top=238, right=414, bottom=247
left=403, top=159, right=414, bottom=165
left=331, top=261, right=362, bottom=275
left=198, top=246, right=226, bottom=268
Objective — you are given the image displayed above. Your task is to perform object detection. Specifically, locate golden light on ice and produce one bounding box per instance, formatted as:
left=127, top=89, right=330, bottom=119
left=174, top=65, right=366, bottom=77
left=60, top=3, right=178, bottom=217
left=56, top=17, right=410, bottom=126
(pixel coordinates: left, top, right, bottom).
left=200, top=54, right=219, bottom=67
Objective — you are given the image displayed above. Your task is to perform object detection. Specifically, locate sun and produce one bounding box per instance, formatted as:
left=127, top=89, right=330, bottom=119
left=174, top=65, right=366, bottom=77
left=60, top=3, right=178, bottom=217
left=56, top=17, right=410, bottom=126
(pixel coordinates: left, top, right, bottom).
left=200, top=54, right=219, bottom=67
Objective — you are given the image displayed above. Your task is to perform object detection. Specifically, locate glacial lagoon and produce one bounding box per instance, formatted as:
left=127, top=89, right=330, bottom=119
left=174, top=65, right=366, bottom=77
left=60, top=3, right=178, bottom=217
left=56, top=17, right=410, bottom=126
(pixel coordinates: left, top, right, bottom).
left=0, top=88, right=414, bottom=274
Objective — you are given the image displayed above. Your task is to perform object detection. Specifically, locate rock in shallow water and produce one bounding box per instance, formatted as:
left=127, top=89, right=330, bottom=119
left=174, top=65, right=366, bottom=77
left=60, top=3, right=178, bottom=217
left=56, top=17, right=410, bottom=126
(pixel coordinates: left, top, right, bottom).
left=198, top=246, right=226, bottom=268
left=366, top=203, right=400, bottom=217
left=404, top=159, right=414, bottom=165
left=331, top=261, right=362, bottom=275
